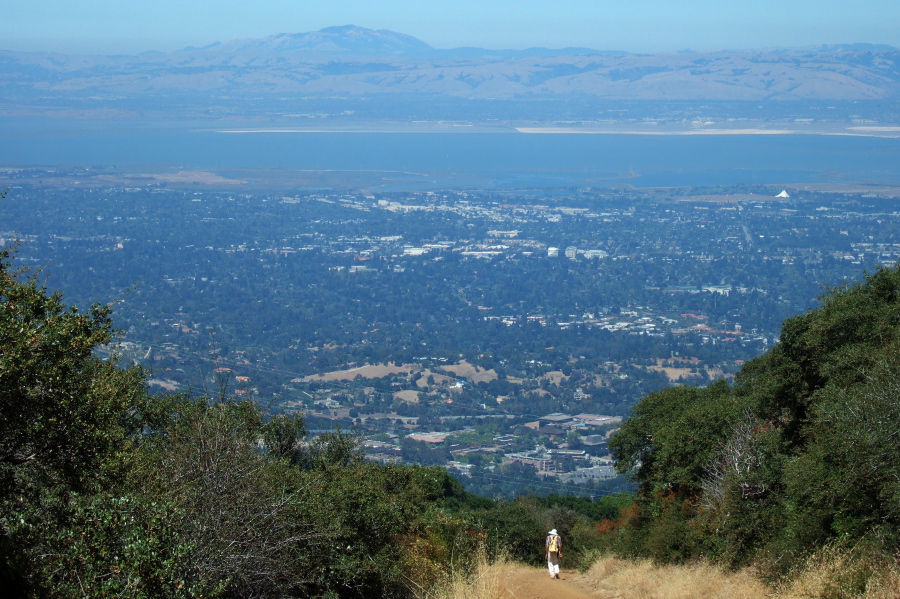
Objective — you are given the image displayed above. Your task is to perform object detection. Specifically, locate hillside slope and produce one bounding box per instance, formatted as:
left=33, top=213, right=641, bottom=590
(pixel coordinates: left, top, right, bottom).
left=606, top=263, right=900, bottom=583
left=2, top=26, right=899, bottom=113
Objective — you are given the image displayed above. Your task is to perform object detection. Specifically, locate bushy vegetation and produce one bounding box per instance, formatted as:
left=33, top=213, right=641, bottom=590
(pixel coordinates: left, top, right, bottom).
left=605, top=264, right=900, bottom=583
left=0, top=244, right=426, bottom=596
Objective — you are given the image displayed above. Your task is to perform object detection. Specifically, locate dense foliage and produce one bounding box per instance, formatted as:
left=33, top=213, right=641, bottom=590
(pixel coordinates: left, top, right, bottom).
left=0, top=236, right=151, bottom=592
left=607, top=263, right=900, bottom=576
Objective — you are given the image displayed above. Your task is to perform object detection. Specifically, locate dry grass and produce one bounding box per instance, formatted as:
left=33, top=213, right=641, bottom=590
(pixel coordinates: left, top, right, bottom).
left=414, top=554, right=508, bottom=599
left=439, top=360, right=499, bottom=384
left=775, top=543, right=900, bottom=599
left=299, top=362, right=416, bottom=382
left=393, top=389, right=421, bottom=403
left=580, top=556, right=770, bottom=599
left=578, top=549, right=900, bottom=599
left=645, top=365, right=702, bottom=382
left=415, top=369, right=457, bottom=388
left=539, top=370, right=569, bottom=385
left=423, top=550, right=900, bottom=599
left=146, top=378, right=180, bottom=391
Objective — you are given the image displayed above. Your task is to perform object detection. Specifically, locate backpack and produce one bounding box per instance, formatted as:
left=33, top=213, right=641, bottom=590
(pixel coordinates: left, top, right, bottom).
left=548, top=535, right=559, bottom=552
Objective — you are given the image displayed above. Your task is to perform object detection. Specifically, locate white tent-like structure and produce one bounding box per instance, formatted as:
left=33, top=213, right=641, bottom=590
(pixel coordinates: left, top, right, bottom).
left=776, top=190, right=790, bottom=198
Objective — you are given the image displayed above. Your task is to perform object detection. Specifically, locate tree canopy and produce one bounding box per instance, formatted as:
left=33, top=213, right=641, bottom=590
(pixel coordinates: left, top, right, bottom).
left=608, top=264, right=900, bottom=570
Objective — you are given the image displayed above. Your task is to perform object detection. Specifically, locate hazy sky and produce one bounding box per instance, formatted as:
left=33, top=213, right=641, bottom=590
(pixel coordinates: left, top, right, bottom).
left=5, top=0, right=898, bottom=55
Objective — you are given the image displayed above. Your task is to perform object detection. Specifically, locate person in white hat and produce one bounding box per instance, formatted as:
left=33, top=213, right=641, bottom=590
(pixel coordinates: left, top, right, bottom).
left=545, top=528, right=562, bottom=578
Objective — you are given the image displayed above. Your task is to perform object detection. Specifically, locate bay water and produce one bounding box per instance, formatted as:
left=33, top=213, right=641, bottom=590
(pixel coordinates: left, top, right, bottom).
left=1, top=122, right=899, bottom=189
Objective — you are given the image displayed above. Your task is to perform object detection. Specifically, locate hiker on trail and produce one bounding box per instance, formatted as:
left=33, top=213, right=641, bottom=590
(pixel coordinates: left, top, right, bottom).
left=545, top=528, right=562, bottom=579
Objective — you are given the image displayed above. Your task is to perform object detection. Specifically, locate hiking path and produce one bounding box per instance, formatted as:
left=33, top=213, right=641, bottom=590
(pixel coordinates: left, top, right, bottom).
left=500, top=566, right=598, bottom=599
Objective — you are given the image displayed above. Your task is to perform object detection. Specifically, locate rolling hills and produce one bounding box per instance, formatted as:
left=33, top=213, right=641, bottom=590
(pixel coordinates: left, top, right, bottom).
left=2, top=25, right=900, bottom=122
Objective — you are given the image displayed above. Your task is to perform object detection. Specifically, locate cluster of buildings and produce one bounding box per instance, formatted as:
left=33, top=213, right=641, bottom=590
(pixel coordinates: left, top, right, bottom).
left=546, top=246, right=609, bottom=259
left=364, top=412, right=622, bottom=482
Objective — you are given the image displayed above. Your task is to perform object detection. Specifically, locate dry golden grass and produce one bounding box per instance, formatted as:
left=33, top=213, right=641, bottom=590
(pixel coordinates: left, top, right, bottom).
left=580, top=556, right=770, bottom=599
left=579, top=549, right=900, bottom=599
left=422, top=547, right=900, bottom=599
left=415, top=369, right=457, bottom=388
left=414, top=554, right=508, bottom=599
left=775, top=543, right=900, bottom=599
left=393, top=389, right=421, bottom=403
left=439, top=360, right=499, bottom=384
left=539, top=370, right=569, bottom=385
left=645, top=365, right=701, bottom=382
left=299, top=362, right=416, bottom=382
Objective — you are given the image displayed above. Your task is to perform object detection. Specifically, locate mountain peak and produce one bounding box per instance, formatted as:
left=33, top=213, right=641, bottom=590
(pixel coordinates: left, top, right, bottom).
left=203, top=25, right=433, bottom=58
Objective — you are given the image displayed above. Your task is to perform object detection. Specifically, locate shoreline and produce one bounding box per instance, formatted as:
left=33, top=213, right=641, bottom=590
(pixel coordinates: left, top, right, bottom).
left=7, top=165, right=900, bottom=197
left=517, top=125, right=900, bottom=137
left=211, top=124, right=900, bottom=138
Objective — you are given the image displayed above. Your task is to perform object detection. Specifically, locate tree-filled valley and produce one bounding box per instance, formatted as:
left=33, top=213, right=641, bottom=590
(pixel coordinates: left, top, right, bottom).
left=4, top=180, right=895, bottom=397
left=3, top=178, right=900, bottom=500
left=5, top=179, right=900, bottom=595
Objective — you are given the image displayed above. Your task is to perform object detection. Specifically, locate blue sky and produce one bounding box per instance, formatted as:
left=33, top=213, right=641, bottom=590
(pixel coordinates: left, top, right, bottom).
left=4, top=0, right=898, bottom=55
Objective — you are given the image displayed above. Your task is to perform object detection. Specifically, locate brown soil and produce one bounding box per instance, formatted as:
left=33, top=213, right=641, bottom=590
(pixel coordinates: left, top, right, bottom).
left=393, top=390, right=420, bottom=403
left=645, top=365, right=703, bottom=381
left=299, top=362, right=417, bottom=382
left=539, top=371, right=569, bottom=385
left=500, top=567, right=594, bottom=599
left=415, top=369, right=457, bottom=388
left=146, top=378, right=180, bottom=391
left=440, top=360, right=499, bottom=384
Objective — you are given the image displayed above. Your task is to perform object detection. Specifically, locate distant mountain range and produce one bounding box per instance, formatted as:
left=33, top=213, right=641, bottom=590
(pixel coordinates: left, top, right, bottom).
left=185, top=25, right=620, bottom=60
left=1, top=25, right=899, bottom=121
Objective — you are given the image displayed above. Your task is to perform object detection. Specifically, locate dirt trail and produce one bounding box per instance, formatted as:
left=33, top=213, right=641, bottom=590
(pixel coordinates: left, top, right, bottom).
left=497, top=559, right=777, bottom=599
left=500, top=567, right=597, bottom=599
